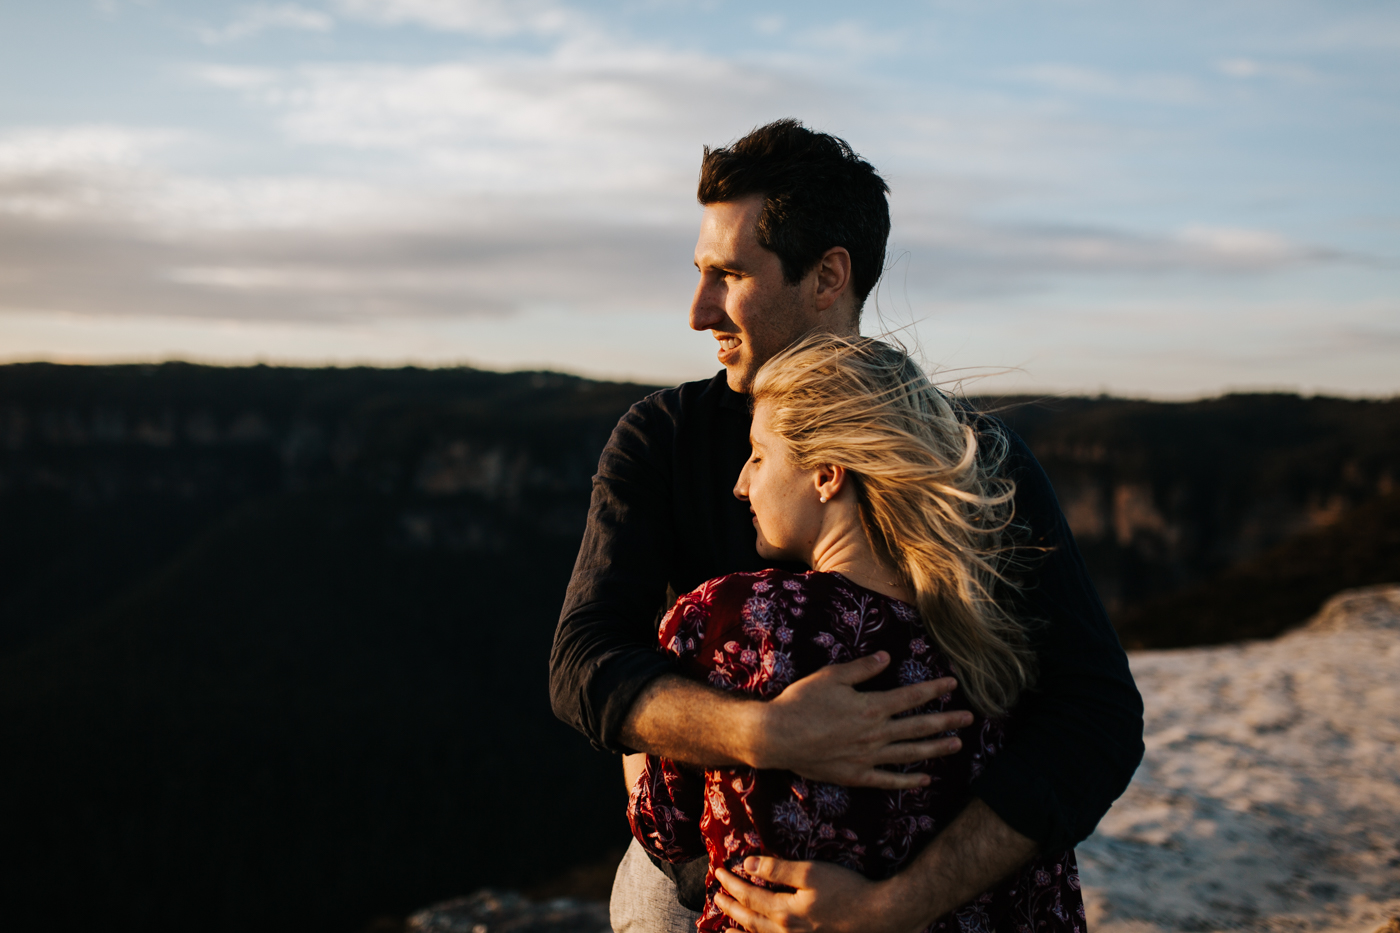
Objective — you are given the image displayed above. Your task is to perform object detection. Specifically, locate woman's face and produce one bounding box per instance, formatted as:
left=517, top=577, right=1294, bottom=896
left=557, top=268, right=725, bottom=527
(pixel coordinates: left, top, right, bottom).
left=734, top=400, right=825, bottom=563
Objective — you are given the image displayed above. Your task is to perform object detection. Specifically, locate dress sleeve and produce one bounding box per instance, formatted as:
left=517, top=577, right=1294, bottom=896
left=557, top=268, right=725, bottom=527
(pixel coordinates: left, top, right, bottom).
left=627, top=755, right=708, bottom=863
left=549, top=396, right=680, bottom=753
left=970, top=427, right=1146, bottom=850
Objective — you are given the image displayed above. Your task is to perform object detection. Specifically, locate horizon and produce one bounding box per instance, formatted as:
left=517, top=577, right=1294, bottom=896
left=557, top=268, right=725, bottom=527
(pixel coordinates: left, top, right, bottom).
left=2, top=0, right=1397, bottom=398
left=4, top=355, right=1395, bottom=404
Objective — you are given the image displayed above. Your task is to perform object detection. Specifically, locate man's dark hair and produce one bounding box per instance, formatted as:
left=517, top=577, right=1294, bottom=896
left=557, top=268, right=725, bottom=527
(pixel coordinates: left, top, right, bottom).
left=698, top=119, right=891, bottom=316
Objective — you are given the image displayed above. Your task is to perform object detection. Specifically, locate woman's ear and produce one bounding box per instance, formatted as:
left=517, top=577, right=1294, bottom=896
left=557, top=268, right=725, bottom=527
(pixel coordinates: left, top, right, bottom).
left=814, top=464, right=847, bottom=503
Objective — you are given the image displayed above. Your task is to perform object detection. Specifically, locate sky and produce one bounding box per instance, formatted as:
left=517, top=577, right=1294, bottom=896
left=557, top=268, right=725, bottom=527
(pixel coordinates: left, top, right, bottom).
left=0, top=0, right=1397, bottom=397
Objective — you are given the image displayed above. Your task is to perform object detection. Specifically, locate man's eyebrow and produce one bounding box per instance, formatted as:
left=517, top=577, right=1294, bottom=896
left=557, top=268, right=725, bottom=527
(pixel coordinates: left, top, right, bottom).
left=696, top=256, right=745, bottom=274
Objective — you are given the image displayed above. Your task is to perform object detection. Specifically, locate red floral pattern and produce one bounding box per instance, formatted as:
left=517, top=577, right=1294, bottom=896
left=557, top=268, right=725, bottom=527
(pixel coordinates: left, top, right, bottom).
left=627, top=569, right=1084, bottom=933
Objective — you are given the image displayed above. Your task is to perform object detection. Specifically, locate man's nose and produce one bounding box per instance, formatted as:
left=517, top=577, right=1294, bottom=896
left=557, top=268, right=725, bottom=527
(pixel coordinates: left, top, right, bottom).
left=689, top=278, right=724, bottom=332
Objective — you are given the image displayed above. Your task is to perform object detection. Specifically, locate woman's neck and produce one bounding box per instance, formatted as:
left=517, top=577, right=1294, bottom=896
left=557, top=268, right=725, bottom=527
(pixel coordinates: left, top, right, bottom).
left=809, top=529, right=915, bottom=605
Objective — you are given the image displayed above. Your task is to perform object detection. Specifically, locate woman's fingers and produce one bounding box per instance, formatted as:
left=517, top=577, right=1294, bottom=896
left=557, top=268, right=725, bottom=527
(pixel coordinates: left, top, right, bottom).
left=743, top=855, right=813, bottom=889
left=715, top=867, right=790, bottom=933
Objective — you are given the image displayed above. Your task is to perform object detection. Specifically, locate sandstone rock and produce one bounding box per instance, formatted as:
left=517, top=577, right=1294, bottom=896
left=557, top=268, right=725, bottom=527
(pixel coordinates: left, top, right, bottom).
left=407, top=890, right=610, bottom=933
left=1078, top=585, right=1400, bottom=933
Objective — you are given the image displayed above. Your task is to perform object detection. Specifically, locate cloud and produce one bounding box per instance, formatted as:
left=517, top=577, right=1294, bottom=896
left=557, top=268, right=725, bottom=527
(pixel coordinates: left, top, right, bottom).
left=1216, top=58, right=1321, bottom=83
left=0, top=154, right=698, bottom=323
left=198, top=4, right=334, bottom=44
left=1012, top=64, right=1201, bottom=105
left=0, top=125, right=183, bottom=173
left=332, top=0, right=571, bottom=37
left=193, top=48, right=833, bottom=195
left=1287, top=12, right=1400, bottom=52
left=0, top=25, right=1359, bottom=335
left=793, top=20, right=905, bottom=59
left=883, top=213, right=1341, bottom=302
left=0, top=126, right=188, bottom=222
left=0, top=139, right=1343, bottom=331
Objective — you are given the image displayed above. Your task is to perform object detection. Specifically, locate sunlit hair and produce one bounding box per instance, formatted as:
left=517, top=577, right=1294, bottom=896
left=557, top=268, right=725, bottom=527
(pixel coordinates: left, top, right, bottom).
left=750, top=333, right=1035, bottom=716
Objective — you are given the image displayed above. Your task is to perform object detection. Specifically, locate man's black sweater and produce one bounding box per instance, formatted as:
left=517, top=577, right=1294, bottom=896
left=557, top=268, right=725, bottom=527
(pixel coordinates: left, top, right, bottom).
left=549, top=371, right=1144, bottom=851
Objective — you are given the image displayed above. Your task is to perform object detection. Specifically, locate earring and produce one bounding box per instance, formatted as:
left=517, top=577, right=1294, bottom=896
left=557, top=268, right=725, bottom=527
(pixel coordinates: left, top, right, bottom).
left=819, top=494, right=829, bottom=503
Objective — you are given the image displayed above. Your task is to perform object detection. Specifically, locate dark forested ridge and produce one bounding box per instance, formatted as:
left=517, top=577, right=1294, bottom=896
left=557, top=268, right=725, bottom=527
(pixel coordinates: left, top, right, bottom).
left=983, top=392, right=1400, bottom=641
left=1, top=362, right=1397, bottom=933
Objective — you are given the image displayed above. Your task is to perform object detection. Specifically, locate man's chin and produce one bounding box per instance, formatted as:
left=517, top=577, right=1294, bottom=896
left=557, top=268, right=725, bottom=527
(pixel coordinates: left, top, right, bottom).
left=724, top=365, right=754, bottom=394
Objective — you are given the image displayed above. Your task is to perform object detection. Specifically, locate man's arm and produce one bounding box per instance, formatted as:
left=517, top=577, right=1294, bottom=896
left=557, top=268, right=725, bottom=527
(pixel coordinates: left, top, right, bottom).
left=622, top=664, right=972, bottom=790
left=712, top=799, right=1034, bottom=933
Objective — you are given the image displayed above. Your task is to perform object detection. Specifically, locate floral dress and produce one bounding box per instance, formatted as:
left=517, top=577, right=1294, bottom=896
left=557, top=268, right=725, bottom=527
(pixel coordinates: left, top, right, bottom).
left=627, top=569, right=1084, bottom=933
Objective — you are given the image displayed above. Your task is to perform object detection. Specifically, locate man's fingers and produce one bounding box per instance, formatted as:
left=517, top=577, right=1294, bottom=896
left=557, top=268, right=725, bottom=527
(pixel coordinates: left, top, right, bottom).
left=869, top=677, right=957, bottom=718
left=821, top=651, right=891, bottom=686
left=842, top=767, right=934, bottom=790
left=871, top=736, right=963, bottom=765
left=882, top=708, right=973, bottom=743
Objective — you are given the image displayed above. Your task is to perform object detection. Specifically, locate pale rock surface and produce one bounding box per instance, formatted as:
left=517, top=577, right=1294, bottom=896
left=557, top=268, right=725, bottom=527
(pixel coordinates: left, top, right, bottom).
left=1078, top=586, right=1400, bottom=933
left=407, top=890, right=610, bottom=933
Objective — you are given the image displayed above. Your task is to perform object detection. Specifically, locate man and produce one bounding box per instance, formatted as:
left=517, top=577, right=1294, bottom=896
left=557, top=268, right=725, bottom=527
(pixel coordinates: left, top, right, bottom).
left=550, top=120, right=1143, bottom=933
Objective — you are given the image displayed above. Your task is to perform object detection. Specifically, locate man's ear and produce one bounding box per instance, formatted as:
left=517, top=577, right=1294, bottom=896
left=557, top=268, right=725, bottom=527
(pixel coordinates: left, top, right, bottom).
left=815, top=463, right=848, bottom=502
left=812, top=247, right=852, bottom=314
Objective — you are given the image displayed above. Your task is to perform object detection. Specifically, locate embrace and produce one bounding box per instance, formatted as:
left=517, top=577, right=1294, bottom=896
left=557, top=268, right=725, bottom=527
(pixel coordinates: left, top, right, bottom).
left=549, top=121, right=1145, bottom=933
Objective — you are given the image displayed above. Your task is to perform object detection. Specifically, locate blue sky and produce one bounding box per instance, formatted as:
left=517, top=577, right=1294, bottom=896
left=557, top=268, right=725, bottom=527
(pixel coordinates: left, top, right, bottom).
left=1, top=0, right=1396, bottom=396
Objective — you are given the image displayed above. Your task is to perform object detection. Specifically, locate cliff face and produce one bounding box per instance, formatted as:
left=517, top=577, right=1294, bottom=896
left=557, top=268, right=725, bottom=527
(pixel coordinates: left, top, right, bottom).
left=0, top=363, right=649, bottom=933
left=0, top=363, right=639, bottom=654
left=993, top=394, right=1400, bottom=617
left=6, top=367, right=1397, bottom=653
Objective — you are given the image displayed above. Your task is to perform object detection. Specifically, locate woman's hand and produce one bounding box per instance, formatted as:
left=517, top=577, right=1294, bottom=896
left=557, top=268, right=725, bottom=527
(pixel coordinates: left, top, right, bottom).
left=750, top=652, right=972, bottom=789
left=714, top=857, right=926, bottom=933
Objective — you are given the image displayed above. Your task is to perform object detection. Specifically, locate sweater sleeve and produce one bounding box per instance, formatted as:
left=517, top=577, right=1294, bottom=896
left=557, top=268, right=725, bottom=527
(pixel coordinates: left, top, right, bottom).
left=969, top=427, right=1146, bottom=850
left=549, top=394, right=680, bottom=753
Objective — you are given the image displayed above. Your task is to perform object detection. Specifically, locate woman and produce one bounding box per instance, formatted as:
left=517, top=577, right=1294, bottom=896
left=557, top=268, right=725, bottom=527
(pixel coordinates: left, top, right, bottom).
left=627, top=334, right=1083, bottom=933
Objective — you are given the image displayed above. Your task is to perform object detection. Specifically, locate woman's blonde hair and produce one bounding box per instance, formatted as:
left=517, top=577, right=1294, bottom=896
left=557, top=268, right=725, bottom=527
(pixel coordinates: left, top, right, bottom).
left=751, top=333, right=1035, bottom=716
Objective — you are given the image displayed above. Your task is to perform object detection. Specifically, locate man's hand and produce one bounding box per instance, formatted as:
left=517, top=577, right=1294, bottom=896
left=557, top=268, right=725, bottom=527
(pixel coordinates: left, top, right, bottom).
left=753, top=652, right=970, bottom=789
left=619, top=652, right=971, bottom=790
left=713, top=799, right=1037, bottom=933
left=714, top=859, right=920, bottom=933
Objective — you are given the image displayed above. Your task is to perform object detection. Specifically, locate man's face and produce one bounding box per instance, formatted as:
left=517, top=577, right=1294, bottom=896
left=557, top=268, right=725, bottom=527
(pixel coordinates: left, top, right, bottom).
left=690, top=196, right=818, bottom=393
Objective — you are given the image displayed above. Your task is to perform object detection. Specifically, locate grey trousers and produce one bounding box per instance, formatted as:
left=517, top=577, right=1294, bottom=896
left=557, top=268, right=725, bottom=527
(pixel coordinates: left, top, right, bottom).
left=609, top=838, right=702, bottom=933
